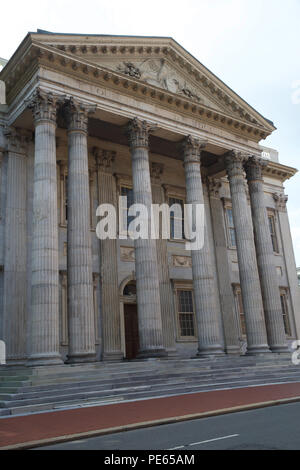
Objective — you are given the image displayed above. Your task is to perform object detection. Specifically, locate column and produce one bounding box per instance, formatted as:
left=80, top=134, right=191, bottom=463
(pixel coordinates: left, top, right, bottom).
left=207, top=178, right=240, bottom=354
left=27, top=89, right=63, bottom=365
left=244, top=156, right=288, bottom=352
left=65, top=98, right=96, bottom=363
left=273, top=193, right=300, bottom=340
left=2, top=128, right=29, bottom=364
left=225, top=151, right=270, bottom=354
left=151, top=162, right=177, bottom=355
left=95, top=147, right=123, bottom=361
left=182, top=136, right=224, bottom=356
left=126, top=118, right=166, bottom=358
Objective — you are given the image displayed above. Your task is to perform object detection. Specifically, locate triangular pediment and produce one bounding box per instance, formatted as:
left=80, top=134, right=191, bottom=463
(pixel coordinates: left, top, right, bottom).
left=1, top=31, right=276, bottom=137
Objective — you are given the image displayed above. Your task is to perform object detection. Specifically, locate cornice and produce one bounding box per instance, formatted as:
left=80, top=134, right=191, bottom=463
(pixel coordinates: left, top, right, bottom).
left=262, top=161, right=297, bottom=182
left=0, top=37, right=275, bottom=143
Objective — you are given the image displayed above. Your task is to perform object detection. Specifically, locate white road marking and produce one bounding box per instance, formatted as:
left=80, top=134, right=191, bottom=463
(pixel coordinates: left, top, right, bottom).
left=168, top=434, right=239, bottom=450
left=189, top=434, right=240, bottom=446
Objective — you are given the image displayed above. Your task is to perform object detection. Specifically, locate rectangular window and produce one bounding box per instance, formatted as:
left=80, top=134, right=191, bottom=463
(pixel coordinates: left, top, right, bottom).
left=268, top=214, right=279, bottom=253
left=177, top=290, right=195, bottom=338
left=169, top=197, right=185, bottom=240
left=120, top=186, right=134, bottom=232
left=280, top=291, right=292, bottom=336
left=234, top=286, right=246, bottom=337
left=225, top=208, right=237, bottom=248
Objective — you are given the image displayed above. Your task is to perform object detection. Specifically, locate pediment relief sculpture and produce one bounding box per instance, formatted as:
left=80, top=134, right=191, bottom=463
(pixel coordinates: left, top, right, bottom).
left=116, top=58, right=204, bottom=104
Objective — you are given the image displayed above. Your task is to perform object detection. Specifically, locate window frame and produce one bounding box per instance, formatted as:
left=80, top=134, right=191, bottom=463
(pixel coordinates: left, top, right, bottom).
left=174, top=283, right=197, bottom=342
left=267, top=211, right=280, bottom=254
left=280, top=288, right=292, bottom=337
left=224, top=204, right=237, bottom=249
left=168, top=195, right=186, bottom=242
left=233, top=284, right=247, bottom=339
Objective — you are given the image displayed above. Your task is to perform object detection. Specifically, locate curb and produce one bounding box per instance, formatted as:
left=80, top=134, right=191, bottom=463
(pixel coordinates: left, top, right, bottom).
left=1, top=395, right=300, bottom=450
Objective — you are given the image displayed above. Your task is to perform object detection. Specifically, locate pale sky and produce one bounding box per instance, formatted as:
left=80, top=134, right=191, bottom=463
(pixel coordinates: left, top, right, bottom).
left=1, top=0, right=300, bottom=265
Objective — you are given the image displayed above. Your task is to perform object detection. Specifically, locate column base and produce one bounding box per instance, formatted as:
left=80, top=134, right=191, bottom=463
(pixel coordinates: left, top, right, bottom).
left=66, top=353, right=96, bottom=364
left=137, top=348, right=168, bottom=359
left=196, top=345, right=225, bottom=357
left=269, top=344, right=290, bottom=354
left=27, top=354, right=64, bottom=367
left=246, top=345, right=271, bottom=355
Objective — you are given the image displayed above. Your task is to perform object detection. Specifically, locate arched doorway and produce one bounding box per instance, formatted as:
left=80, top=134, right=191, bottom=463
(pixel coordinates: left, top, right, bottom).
left=121, top=279, right=140, bottom=360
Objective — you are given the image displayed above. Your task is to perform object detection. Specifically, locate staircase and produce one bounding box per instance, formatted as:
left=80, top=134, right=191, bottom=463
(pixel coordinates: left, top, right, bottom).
left=0, top=354, right=300, bottom=417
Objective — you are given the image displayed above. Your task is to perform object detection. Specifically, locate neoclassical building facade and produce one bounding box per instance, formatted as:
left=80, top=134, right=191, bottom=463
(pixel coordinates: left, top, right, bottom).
left=0, top=30, right=299, bottom=366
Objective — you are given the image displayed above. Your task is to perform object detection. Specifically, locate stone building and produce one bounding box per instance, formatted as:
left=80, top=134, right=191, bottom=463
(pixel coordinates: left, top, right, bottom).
left=0, top=30, right=299, bottom=366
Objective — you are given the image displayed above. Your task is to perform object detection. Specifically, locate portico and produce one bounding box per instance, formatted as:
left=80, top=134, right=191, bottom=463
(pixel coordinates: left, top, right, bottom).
left=0, top=31, right=298, bottom=366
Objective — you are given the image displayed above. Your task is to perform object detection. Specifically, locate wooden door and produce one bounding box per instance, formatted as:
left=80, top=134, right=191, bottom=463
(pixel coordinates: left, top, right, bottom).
left=124, top=303, right=139, bottom=360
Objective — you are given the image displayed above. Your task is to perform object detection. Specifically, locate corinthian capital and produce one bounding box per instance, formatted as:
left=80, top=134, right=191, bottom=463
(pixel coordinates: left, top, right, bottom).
left=93, top=147, right=116, bottom=173
left=126, top=118, right=157, bottom=149
left=4, top=127, right=32, bottom=154
left=65, top=98, right=96, bottom=133
left=244, top=155, right=268, bottom=183
left=273, top=193, right=288, bottom=212
left=150, top=162, right=164, bottom=182
left=224, top=150, right=247, bottom=178
left=26, top=88, right=63, bottom=125
left=182, top=135, right=207, bottom=165
left=207, top=177, right=222, bottom=198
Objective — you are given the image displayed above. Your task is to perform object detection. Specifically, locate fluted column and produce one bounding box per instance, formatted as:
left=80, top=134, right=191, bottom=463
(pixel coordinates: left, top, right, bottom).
left=207, top=178, right=240, bottom=354
left=65, top=98, right=96, bottom=363
left=126, top=118, right=166, bottom=358
left=225, top=151, right=270, bottom=354
left=151, top=162, right=177, bottom=355
left=2, top=128, right=30, bottom=364
left=245, top=156, right=288, bottom=352
left=27, top=89, right=63, bottom=365
left=95, top=148, right=123, bottom=361
left=183, top=136, right=224, bottom=356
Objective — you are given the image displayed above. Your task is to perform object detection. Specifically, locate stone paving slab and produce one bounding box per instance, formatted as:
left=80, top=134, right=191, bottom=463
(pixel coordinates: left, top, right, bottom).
left=1, top=382, right=300, bottom=450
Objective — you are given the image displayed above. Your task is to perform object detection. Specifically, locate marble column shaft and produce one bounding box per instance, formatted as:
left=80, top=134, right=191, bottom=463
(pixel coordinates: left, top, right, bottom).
left=65, top=98, right=96, bottom=363
left=151, top=163, right=177, bottom=355
left=126, top=118, right=166, bottom=358
left=207, top=178, right=241, bottom=354
left=95, top=148, right=123, bottom=361
left=225, top=151, right=270, bottom=354
left=2, top=128, right=29, bottom=363
left=27, top=89, right=63, bottom=365
left=245, top=156, right=288, bottom=352
left=183, top=136, right=224, bottom=356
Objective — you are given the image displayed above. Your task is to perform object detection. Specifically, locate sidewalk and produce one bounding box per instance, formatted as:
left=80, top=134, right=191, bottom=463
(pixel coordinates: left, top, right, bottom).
left=1, top=382, right=300, bottom=450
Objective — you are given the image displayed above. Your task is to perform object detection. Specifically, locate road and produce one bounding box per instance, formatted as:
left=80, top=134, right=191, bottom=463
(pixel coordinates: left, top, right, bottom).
left=36, top=401, right=300, bottom=450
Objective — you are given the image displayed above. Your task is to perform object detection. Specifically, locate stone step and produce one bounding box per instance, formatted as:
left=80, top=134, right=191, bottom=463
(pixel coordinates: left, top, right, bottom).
left=1, top=369, right=300, bottom=407
left=0, top=362, right=298, bottom=395
left=4, top=365, right=300, bottom=398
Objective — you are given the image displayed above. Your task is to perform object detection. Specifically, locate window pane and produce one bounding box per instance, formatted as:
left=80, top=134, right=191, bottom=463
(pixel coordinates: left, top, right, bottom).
left=268, top=215, right=279, bottom=253
left=227, top=208, right=234, bottom=227
left=280, top=294, right=291, bottom=336
left=169, top=198, right=184, bottom=240
left=226, top=208, right=236, bottom=247
left=230, top=228, right=237, bottom=248
left=121, top=187, right=134, bottom=230
left=179, top=313, right=195, bottom=337
left=178, top=290, right=195, bottom=337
